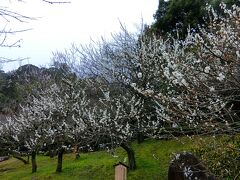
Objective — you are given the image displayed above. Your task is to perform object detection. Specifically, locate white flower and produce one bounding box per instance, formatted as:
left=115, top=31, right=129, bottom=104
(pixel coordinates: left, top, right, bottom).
left=181, top=79, right=188, bottom=87
left=215, top=50, right=222, bottom=56
left=204, top=66, right=211, bottom=73
left=172, top=79, right=178, bottom=85
left=163, top=67, right=170, bottom=79
left=217, top=73, right=225, bottom=81
left=62, top=145, right=67, bottom=149
left=209, top=86, right=215, bottom=92
left=175, top=153, right=180, bottom=160
left=131, top=83, right=136, bottom=87
left=137, top=72, right=143, bottom=78
left=172, top=123, right=178, bottom=128
left=236, top=51, right=240, bottom=58
left=184, top=166, right=193, bottom=178
left=144, top=89, right=154, bottom=95
left=172, top=71, right=183, bottom=79
left=13, top=135, right=19, bottom=142
left=103, top=91, right=110, bottom=101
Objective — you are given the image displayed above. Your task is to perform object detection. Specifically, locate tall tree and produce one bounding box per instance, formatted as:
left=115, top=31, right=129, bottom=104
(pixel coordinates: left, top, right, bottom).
left=78, top=80, right=142, bottom=170
left=152, top=0, right=240, bottom=38
left=133, top=3, right=240, bottom=136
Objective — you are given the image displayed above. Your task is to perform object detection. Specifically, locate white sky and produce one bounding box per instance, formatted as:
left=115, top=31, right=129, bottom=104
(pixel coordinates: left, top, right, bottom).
left=1, top=0, right=158, bottom=72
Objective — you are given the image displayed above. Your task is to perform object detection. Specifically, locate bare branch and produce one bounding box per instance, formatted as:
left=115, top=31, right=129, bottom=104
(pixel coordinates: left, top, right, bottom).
left=0, top=7, right=34, bottom=22
left=0, top=57, right=30, bottom=64
left=42, top=0, right=71, bottom=4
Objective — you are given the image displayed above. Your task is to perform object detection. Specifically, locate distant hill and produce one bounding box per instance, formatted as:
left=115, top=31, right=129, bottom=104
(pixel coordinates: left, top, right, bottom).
left=0, top=64, right=59, bottom=114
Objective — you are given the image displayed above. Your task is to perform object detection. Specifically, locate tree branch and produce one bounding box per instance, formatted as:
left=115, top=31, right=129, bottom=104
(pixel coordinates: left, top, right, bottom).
left=42, top=0, right=71, bottom=4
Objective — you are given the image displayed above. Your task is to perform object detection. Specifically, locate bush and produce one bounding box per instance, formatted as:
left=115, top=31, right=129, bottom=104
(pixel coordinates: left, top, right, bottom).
left=192, top=135, right=240, bottom=179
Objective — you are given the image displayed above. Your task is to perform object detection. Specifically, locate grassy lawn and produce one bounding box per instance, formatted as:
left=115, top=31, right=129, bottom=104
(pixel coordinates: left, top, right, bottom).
left=0, top=138, right=193, bottom=180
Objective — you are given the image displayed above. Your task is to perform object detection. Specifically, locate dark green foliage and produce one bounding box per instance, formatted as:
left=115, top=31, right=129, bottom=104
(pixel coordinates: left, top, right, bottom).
left=0, top=72, right=20, bottom=113
left=0, top=65, right=42, bottom=113
left=152, top=0, right=240, bottom=38
left=0, top=64, right=71, bottom=114
left=152, top=0, right=207, bottom=38
left=0, top=71, right=8, bottom=112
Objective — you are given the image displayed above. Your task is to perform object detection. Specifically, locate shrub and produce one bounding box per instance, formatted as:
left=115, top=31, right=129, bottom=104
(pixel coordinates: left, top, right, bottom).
left=192, top=135, right=240, bottom=179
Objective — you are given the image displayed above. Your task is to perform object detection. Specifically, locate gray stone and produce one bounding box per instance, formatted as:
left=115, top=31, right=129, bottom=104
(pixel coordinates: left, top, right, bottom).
left=0, top=156, right=10, bottom=162
left=168, top=152, right=216, bottom=180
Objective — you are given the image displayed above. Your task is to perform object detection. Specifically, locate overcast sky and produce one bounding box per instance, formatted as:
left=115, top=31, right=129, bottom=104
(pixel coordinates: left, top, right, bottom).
left=1, top=0, right=158, bottom=72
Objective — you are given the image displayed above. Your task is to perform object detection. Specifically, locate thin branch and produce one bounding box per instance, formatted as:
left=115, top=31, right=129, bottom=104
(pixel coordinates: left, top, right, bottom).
left=0, top=28, right=33, bottom=34
left=0, top=57, right=30, bottom=64
left=0, top=7, right=34, bottom=22
left=42, top=0, right=71, bottom=4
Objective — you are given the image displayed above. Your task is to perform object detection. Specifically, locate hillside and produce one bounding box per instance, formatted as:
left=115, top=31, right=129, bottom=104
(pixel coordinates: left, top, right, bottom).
left=0, top=138, right=193, bottom=180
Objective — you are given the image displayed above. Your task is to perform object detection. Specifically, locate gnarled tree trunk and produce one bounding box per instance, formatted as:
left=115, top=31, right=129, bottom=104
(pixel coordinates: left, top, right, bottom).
left=48, top=144, right=56, bottom=158
left=75, top=153, right=80, bottom=160
left=120, top=142, right=136, bottom=170
left=56, top=147, right=65, bottom=173
left=12, top=154, right=29, bottom=164
left=31, top=151, right=37, bottom=173
left=137, top=131, right=144, bottom=144
left=73, top=145, right=80, bottom=160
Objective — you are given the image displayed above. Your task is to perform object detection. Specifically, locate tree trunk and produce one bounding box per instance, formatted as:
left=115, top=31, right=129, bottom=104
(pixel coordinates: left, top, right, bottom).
left=137, top=131, right=144, bottom=144
left=75, top=153, right=80, bottom=160
left=73, top=145, right=80, bottom=160
left=13, top=155, right=29, bottom=164
left=49, top=149, right=55, bottom=158
left=31, top=151, right=37, bottom=173
left=120, top=143, right=136, bottom=170
left=56, top=147, right=65, bottom=173
left=27, top=155, right=30, bottom=164
left=48, top=144, right=56, bottom=158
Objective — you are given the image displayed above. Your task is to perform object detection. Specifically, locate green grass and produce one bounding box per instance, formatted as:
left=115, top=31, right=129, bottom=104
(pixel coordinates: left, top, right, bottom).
left=0, top=138, right=193, bottom=180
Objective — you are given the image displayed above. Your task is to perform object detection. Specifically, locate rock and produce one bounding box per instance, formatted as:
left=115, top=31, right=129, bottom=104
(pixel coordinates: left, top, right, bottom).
left=168, top=152, right=216, bottom=180
left=0, top=156, right=10, bottom=162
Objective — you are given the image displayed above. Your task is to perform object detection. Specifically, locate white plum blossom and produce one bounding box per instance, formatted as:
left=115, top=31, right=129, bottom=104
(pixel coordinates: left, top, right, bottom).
left=204, top=66, right=211, bottom=73
left=172, top=123, right=178, bottom=128
left=184, top=166, right=193, bottom=178
left=49, top=2, right=240, bottom=144
left=236, top=51, right=240, bottom=58
left=131, top=83, right=136, bottom=87
left=144, top=89, right=154, bottom=95
left=181, top=79, right=188, bottom=87
left=209, top=87, right=215, bottom=92
left=137, top=72, right=143, bottom=78
left=217, top=73, right=225, bottom=81
left=121, top=2, right=240, bottom=136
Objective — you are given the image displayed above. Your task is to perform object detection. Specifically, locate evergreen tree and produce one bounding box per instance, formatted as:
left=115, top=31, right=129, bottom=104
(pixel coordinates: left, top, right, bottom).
left=152, top=0, right=240, bottom=38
